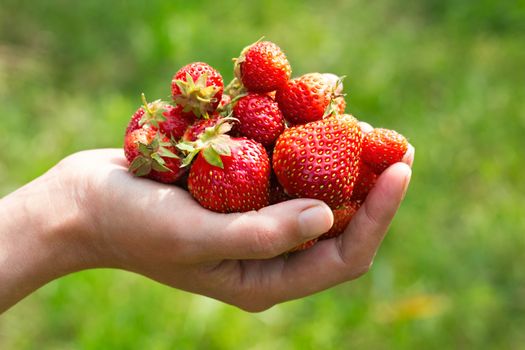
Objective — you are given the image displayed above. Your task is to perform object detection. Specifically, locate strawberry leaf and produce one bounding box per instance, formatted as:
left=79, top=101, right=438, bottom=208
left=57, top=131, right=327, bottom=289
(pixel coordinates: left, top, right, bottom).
left=129, top=157, right=152, bottom=177
left=177, top=142, right=196, bottom=152
left=157, top=146, right=179, bottom=158
left=202, top=146, right=224, bottom=169
left=211, top=142, right=231, bottom=156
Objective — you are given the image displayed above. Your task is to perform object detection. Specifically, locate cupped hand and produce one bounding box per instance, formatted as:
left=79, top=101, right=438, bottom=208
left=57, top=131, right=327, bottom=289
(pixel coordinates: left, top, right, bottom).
left=57, top=142, right=412, bottom=312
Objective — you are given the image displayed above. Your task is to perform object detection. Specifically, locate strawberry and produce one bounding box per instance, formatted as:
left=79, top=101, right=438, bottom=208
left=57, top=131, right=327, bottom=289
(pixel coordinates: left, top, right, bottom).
left=233, top=93, right=285, bottom=147
left=234, top=40, right=291, bottom=93
left=289, top=238, right=318, bottom=253
left=269, top=174, right=293, bottom=205
left=182, top=114, right=222, bottom=142
left=186, top=135, right=271, bottom=213
left=290, top=201, right=359, bottom=252
left=276, top=73, right=344, bottom=125
left=272, top=114, right=362, bottom=209
left=319, top=202, right=359, bottom=240
left=361, top=128, right=408, bottom=174
left=125, top=94, right=194, bottom=141
left=351, top=160, right=378, bottom=203
left=171, top=62, right=224, bottom=117
left=124, top=127, right=185, bottom=184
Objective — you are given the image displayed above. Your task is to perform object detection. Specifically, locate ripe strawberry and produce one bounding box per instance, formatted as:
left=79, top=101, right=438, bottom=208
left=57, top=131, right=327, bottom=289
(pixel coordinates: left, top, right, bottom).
left=234, top=40, right=291, bottom=93
left=351, top=160, right=378, bottom=203
left=319, top=202, right=359, bottom=240
left=124, top=127, right=185, bottom=184
left=361, top=128, right=408, bottom=174
left=171, top=62, right=224, bottom=117
left=187, top=136, right=271, bottom=213
left=289, top=238, right=318, bottom=253
left=272, top=114, right=362, bottom=209
left=276, top=73, right=344, bottom=125
left=182, top=114, right=222, bottom=142
left=269, top=175, right=293, bottom=205
left=125, top=94, right=194, bottom=141
left=233, top=93, right=285, bottom=147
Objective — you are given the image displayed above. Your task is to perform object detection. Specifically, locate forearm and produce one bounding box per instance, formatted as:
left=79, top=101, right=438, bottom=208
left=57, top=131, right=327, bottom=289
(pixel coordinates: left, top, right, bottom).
left=0, top=170, right=95, bottom=313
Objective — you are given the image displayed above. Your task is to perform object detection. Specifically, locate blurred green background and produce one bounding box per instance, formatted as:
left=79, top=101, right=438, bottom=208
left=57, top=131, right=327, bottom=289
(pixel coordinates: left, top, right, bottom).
left=1, top=0, right=524, bottom=348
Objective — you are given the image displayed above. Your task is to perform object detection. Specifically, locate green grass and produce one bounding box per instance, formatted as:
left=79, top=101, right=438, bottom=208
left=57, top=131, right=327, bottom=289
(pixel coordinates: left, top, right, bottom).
left=1, top=0, right=525, bottom=348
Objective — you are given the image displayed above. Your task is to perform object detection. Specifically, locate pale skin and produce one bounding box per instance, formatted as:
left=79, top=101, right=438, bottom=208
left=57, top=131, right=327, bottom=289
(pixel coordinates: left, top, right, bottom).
left=0, top=128, right=414, bottom=314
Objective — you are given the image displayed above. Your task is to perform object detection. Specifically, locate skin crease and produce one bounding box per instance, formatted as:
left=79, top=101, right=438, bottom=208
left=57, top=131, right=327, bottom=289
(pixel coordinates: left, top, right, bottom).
left=0, top=128, right=414, bottom=314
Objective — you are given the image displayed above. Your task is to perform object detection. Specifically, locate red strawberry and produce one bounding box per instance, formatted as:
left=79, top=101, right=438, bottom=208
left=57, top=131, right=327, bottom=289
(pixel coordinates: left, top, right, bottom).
left=361, top=128, right=408, bottom=174
left=124, top=127, right=185, bottom=184
left=182, top=114, right=222, bottom=142
left=171, top=62, right=224, bottom=117
left=276, top=73, right=344, bottom=125
left=233, top=93, right=285, bottom=147
left=187, top=136, right=271, bottom=213
left=319, top=202, right=359, bottom=240
left=125, top=95, right=194, bottom=141
left=350, top=160, right=378, bottom=203
left=269, top=175, right=293, bottom=205
left=234, top=40, right=291, bottom=93
left=289, top=238, right=318, bottom=253
left=272, top=114, right=362, bottom=209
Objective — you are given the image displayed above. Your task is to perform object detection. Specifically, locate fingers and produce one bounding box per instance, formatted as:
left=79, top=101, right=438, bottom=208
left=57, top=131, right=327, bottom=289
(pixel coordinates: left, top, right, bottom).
left=250, top=162, right=411, bottom=302
left=189, top=199, right=334, bottom=260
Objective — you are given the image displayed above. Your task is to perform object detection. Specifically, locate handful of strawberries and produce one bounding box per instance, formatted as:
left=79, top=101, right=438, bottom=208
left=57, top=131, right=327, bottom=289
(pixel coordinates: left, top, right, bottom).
left=123, top=40, right=409, bottom=251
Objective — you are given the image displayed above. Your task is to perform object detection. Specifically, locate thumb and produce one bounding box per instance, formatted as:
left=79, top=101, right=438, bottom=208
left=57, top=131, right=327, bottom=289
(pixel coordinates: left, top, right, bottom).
left=198, top=199, right=334, bottom=260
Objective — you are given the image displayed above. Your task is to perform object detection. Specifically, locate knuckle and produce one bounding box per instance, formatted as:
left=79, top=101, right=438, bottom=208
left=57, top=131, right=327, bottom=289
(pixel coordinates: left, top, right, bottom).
left=250, top=224, right=282, bottom=257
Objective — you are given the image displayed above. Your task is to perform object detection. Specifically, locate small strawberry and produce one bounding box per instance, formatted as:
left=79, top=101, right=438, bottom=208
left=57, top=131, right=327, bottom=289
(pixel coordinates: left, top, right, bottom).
left=124, top=127, right=185, bottom=184
left=185, top=133, right=271, bottom=213
left=171, top=62, right=224, bottom=117
left=289, top=238, right=318, bottom=253
left=182, top=114, right=222, bottom=142
left=272, top=114, right=362, bottom=209
left=361, top=128, right=408, bottom=174
left=269, top=174, right=293, bottom=205
left=276, top=73, right=344, bottom=125
left=319, top=202, right=359, bottom=240
left=233, top=93, right=285, bottom=147
left=125, top=94, right=194, bottom=141
left=350, top=160, right=378, bottom=203
left=234, top=40, right=291, bottom=93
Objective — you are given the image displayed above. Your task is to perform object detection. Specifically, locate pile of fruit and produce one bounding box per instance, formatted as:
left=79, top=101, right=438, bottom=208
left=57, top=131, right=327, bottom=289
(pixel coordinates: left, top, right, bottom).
left=123, top=40, right=408, bottom=251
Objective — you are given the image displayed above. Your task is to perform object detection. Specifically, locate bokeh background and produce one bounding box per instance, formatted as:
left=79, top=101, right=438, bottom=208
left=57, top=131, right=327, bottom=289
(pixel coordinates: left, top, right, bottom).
left=1, top=0, right=524, bottom=348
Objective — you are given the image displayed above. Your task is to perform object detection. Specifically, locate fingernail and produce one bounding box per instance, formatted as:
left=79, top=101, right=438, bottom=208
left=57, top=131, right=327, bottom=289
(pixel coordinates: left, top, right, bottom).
left=403, top=144, right=415, bottom=167
left=298, top=205, right=334, bottom=238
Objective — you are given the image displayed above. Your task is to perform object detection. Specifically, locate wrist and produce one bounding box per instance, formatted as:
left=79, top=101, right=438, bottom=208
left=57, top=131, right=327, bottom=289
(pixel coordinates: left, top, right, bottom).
left=0, top=165, right=99, bottom=312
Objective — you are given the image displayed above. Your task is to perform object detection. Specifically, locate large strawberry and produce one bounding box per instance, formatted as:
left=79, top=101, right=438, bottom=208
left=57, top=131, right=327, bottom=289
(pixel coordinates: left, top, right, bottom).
left=125, top=94, right=194, bottom=141
left=233, top=93, right=285, bottom=147
left=272, top=114, right=362, bottom=208
left=234, top=40, right=291, bottom=93
left=275, top=73, right=344, bottom=125
left=361, top=128, right=408, bottom=174
left=124, top=127, right=185, bottom=184
left=185, top=135, right=271, bottom=213
left=171, top=62, right=224, bottom=117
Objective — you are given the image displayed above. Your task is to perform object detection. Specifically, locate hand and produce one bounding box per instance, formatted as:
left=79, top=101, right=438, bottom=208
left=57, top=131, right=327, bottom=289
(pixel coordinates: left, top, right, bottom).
left=0, top=144, right=413, bottom=313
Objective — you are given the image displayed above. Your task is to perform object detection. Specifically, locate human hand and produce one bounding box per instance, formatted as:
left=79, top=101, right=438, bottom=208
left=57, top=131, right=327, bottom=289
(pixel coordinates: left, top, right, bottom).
left=0, top=142, right=413, bottom=313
